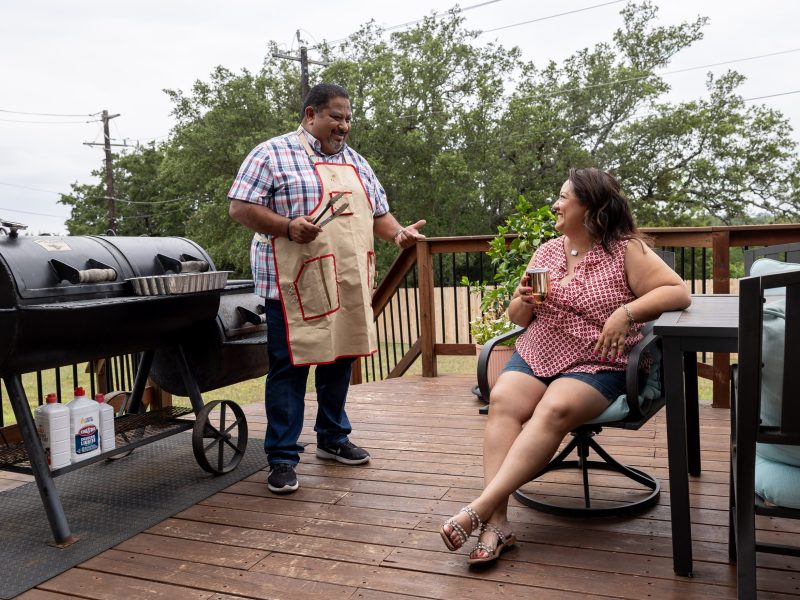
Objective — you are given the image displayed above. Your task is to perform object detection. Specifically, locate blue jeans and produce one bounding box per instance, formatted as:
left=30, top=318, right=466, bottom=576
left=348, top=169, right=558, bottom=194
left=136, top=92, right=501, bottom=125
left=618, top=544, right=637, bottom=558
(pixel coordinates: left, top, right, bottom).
left=263, top=300, right=354, bottom=466
left=501, top=351, right=628, bottom=402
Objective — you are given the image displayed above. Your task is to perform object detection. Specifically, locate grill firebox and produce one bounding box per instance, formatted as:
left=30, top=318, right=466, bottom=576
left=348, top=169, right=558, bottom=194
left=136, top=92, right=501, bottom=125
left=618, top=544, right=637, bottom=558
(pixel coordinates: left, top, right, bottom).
left=0, top=234, right=268, bottom=546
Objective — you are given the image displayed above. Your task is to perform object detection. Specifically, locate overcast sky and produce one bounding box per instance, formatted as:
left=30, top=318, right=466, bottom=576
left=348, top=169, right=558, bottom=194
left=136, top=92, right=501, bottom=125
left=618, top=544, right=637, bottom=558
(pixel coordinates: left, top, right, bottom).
left=1, top=0, right=798, bottom=235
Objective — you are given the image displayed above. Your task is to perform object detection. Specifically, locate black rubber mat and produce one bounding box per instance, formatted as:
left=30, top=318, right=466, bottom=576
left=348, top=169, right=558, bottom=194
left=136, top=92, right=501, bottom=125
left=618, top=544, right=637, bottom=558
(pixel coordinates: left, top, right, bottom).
left=0, top=431, right=267, bottom=598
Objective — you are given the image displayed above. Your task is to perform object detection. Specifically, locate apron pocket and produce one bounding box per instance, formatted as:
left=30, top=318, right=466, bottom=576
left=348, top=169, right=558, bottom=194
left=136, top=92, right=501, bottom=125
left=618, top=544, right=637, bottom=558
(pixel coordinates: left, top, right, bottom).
left=294, top=254, right=339, bottom=320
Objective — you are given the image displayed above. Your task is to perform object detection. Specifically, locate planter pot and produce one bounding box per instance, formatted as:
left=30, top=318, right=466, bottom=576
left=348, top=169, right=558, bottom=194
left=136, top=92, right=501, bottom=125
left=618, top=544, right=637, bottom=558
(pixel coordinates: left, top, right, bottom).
left=476, top=343, right=515, bottom=390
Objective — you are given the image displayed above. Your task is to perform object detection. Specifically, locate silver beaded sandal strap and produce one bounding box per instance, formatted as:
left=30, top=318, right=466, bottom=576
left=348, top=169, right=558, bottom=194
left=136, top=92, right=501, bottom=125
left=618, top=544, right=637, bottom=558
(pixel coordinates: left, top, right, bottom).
left=448, top=519, right=469, bottom=545
left=484, top=523, right=507, bottom=544
left=461, top=506, right=483, bottom=533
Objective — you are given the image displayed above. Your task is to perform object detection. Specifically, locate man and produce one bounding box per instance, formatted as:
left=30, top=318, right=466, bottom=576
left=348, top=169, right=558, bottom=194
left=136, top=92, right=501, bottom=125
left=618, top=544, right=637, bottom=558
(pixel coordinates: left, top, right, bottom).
left=228, top=83, right=425, bottom=494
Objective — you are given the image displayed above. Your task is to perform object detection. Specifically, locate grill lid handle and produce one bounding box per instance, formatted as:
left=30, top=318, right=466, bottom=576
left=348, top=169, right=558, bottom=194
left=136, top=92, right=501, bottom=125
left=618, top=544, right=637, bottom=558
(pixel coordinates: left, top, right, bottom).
left=50, top=258, right=118, bottom=284
left=157, top=253, right=210, bottom=274
left=237, top=305, right=267, bottom=326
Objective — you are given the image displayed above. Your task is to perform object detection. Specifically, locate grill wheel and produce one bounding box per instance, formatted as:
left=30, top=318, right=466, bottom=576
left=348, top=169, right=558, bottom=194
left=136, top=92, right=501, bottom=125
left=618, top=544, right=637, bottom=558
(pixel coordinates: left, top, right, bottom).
left=191, top=400, right=248, bottom=474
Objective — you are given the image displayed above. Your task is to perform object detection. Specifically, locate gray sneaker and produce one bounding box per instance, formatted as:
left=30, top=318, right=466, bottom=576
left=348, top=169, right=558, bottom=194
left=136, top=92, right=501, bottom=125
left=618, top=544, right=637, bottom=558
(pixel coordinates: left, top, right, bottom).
left=267, top=463, right=299, bottom=494
left=316, top=440, right=370, bottom=465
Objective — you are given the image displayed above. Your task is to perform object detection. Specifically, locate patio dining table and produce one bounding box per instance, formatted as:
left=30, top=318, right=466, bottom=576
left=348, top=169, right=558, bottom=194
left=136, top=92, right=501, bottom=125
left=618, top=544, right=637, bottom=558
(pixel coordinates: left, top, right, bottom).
left=653, top=294, right=739, bottom=577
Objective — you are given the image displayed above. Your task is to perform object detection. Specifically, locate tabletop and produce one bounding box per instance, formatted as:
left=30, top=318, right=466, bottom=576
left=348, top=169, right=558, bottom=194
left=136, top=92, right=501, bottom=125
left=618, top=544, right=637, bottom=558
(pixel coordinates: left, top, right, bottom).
left=654, top=294, right=739, bottom=341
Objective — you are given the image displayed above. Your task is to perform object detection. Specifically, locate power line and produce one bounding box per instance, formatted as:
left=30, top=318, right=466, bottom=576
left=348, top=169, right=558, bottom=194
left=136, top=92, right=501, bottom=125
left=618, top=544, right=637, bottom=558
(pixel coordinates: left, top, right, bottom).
left=743, top=89, right=800, bottom=102
left=526, top=48, right=800, bottom=101
left=0, top=206, right=69, bottom=219
left=315, top=0, right=503, bottom=48
left=392, top=46, right=800, bottom=120
left=479, top=0, right=625, bottom=34
left=0, top=108, right=100, bottom=117
left=0, top=118, right=102, bottom=125
left=0, top=181, right=62, bottom=195
left=113, top=197, right=187, bottom=205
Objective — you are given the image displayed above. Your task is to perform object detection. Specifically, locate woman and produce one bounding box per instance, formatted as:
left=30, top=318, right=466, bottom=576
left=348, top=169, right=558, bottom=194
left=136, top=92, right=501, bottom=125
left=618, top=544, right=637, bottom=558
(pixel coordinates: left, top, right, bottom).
left=441, top=168, right=691, bottom=564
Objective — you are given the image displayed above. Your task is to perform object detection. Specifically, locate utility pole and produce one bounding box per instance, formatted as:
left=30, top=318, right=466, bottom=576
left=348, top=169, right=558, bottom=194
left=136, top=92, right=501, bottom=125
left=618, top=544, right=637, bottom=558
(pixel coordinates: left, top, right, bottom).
left=83, top=110, right=128, bottom=234
left=272, top=31, right=330, bottom=119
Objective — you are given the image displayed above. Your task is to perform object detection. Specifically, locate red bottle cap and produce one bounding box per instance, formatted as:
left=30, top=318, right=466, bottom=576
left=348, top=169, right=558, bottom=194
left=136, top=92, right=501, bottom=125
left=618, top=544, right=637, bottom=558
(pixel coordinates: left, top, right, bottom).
left=95, top=393, right=106, bottom=403
left=46, top=393, right=58, bottom=404
left=74, top=387, right=86, bottom=397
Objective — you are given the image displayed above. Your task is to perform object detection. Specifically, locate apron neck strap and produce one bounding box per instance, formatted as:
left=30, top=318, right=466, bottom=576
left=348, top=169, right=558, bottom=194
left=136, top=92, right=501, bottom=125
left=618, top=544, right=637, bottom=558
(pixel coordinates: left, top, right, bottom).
left=296, top=126, right=317, bottom=158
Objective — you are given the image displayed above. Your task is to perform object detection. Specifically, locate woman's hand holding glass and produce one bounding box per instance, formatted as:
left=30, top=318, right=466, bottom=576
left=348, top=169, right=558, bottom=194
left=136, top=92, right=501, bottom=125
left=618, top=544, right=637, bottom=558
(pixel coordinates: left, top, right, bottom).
left=518, top=273, right=546, bottom=306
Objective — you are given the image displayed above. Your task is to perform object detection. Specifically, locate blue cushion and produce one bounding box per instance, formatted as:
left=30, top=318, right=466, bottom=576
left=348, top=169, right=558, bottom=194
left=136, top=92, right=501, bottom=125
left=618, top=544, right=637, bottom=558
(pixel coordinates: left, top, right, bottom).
left=756, top=299, right=800, bottom=466
left=755, top=455, right=800, bottom=509
left=587, top=345, right=662, bottom=425
left=747, top=257, right=800, bottom=507
left=749, top=258, right=800, bottom=295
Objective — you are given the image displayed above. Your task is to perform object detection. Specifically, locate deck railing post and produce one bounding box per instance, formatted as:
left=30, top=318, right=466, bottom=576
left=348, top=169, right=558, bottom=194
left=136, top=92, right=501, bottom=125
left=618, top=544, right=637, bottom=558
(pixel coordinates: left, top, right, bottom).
left=712, top=229, right=731, bottom=408
left=417, top=240, right=438, bottom=377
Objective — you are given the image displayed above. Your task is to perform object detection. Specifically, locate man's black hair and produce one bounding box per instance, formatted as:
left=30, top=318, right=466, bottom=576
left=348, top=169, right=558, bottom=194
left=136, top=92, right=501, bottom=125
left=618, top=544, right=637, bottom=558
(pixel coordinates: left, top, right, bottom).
left=302, top=83, right=350, bottom=114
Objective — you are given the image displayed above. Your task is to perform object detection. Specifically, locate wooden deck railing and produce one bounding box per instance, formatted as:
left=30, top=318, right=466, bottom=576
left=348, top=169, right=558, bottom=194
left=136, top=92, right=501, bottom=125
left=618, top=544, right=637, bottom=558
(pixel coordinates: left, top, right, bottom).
left=4, top=224, right=799, bottom=427
left=361, top=223, right=800, bottom=408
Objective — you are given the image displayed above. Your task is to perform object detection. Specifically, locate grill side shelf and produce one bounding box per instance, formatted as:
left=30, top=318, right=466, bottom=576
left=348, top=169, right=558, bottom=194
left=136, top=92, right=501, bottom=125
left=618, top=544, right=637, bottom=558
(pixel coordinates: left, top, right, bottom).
left=0, top=406, right=195, bottom=476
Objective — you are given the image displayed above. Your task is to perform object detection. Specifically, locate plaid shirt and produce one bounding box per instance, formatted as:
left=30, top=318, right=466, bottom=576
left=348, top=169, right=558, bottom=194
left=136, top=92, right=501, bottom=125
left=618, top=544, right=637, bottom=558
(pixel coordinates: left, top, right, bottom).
left=228, top=128, right=390, bottom=299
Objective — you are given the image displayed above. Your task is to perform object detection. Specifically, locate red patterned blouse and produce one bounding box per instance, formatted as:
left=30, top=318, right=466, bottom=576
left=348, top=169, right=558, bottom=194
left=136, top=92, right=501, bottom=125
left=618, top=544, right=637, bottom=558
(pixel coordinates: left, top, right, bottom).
left=515, top=237, right=643, bottom=376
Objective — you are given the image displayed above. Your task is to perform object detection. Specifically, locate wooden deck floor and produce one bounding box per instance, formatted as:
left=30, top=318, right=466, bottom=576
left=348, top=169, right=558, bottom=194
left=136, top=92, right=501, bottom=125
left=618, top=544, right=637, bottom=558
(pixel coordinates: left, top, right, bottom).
left=11, top=374, right=800, bottom=599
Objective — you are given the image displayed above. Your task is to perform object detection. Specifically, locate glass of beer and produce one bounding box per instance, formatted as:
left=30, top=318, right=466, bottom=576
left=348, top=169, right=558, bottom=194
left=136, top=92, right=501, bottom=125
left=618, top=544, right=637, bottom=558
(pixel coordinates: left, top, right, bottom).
left=526, top=268, right=550, bottom=301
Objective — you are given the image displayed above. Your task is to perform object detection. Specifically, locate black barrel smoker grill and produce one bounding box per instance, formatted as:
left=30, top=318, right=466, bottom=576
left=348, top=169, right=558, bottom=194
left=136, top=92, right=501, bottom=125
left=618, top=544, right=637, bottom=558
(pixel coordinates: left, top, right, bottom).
left=0, top=234, right=268, bottom=546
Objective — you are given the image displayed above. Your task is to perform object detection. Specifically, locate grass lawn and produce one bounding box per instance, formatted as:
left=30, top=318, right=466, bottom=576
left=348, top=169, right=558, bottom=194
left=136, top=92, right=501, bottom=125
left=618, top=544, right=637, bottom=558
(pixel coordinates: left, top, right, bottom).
left=2, top=353, right=715, bottom=425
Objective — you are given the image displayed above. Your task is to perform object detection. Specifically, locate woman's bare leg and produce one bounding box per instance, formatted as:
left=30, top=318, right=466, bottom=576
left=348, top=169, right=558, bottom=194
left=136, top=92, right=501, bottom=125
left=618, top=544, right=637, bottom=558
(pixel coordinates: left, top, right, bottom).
left=442, top=378, right=610, bottom=552
left=480, top=372, right=546, bottom=523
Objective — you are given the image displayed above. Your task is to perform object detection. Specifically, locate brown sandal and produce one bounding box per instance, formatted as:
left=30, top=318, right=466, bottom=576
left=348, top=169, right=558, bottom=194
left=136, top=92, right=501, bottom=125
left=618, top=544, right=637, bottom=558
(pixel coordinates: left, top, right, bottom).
left=440, top=506, right=483, bottom=551
left=467, top=523, right=517, bottom=565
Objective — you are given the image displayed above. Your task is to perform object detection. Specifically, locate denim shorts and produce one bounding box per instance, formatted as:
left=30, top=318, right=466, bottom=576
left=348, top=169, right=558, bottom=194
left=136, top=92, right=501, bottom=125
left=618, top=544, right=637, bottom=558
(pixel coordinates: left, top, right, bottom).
left=500, top=351, right=626, bottom=403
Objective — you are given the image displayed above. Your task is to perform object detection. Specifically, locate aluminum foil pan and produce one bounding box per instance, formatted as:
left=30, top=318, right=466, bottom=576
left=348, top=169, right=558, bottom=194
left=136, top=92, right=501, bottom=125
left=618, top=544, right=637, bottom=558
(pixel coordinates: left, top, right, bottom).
left=127, top=271, right=230, bottom=296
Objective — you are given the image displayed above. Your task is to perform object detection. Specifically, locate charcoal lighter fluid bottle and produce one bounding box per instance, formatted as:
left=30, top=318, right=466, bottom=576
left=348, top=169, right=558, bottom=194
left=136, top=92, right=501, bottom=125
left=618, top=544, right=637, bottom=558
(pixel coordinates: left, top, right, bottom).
left=68, top=387, right=101, bottom=463
left=34, top=393, right=70, bottom=470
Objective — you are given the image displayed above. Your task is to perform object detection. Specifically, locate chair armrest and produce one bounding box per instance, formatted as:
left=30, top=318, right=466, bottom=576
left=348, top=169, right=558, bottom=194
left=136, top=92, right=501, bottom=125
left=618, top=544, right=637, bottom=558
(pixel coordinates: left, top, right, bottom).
left=476, top=326, right=525, bottom=402
left=624, top=323, right=660, bottom=421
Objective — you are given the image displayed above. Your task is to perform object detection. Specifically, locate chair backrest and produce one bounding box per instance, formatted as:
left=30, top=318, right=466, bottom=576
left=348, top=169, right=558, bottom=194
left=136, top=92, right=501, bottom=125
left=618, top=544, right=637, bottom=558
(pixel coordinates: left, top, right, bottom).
left=743, top=242, right=800, bottom=276
left=739, top=269, right=800, bottom=441
left=737, top=268, right=800, bottom=509
left=654, top=248, right=675, bottom=271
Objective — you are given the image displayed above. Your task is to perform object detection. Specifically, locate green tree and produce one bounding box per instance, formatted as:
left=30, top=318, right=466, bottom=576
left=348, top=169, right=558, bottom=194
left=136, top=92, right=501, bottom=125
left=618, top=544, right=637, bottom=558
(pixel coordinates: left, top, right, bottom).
left=60, top=144, right=192, bottom=236
left=60, top=1, right=800, bottom=276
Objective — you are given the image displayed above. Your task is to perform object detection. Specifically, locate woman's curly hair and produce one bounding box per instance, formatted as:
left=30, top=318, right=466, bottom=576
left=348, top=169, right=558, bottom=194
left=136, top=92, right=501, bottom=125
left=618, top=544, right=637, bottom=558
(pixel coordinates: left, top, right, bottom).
left=568, top=167, right=649, bottom=253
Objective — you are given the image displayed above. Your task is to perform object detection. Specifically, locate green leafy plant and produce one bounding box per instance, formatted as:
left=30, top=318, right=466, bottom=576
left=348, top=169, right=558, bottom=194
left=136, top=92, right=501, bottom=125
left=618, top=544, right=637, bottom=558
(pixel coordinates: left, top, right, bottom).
left=463, top=195, right=558, bottom=345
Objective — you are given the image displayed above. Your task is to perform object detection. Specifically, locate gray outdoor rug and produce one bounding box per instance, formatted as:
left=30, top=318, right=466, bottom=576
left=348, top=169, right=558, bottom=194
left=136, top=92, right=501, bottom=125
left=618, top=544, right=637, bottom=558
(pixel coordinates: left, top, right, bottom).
left=0, top=431, right=267, bottom=599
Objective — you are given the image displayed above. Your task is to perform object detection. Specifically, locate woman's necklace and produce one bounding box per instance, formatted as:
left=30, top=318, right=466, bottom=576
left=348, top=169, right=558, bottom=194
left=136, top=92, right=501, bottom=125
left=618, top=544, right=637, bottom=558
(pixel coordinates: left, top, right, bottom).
left=566, top=239, right=589, bottom=257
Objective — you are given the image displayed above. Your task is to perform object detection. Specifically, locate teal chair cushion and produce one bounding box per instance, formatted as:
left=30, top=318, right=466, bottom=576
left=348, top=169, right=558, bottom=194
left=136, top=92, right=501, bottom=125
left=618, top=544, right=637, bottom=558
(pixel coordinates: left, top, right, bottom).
left=750, top=258, right=800, bottom=294
left=747, top=257, right=800, bottom=507
left=755, top=455, right=800, bottom=509
left=587, top=345, right=662, bottom=425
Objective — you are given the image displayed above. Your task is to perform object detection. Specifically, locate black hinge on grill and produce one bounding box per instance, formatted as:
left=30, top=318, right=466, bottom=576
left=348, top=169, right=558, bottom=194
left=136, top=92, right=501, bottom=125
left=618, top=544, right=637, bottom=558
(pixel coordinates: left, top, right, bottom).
left=50, top=258, right=118, bottom=284
left=157, top=253, right=209, bottom=274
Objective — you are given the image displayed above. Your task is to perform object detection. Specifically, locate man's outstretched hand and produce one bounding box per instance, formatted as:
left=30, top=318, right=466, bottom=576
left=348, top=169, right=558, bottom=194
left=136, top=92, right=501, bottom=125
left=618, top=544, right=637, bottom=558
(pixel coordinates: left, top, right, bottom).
left=394, top=220, right=427, bottom=249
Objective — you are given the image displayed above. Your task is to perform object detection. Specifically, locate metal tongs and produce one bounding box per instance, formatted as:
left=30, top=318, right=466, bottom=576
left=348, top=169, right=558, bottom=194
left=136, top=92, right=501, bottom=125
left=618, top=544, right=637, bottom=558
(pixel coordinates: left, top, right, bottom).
left=317, top=202, right=350, bottom=228
left=312, top=192, right=347, bottom=225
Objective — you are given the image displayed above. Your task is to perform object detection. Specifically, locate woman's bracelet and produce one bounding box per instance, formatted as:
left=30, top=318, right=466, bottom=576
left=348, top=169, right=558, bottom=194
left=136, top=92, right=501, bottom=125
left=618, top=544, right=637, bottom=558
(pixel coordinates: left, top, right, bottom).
left=621, top=303, right=636, bottom=327
left=392, top=228, right=405, bottom=243
left=286, top=218, right=293, bottom=241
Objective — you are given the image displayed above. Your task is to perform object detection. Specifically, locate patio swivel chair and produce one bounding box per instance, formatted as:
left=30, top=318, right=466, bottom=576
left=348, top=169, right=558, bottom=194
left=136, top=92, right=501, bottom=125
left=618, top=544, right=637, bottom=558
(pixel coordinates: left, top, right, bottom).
left=730, top=263, right=800, bottom=599
left=475, top=250, right=674, bottom=517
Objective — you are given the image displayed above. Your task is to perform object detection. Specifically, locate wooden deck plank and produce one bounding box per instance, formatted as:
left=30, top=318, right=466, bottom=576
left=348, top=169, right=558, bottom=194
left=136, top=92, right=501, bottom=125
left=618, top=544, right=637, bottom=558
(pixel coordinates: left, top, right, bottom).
left=80, top=550, right=357, bottom=600
left=23, top=374, right=800, bottom=598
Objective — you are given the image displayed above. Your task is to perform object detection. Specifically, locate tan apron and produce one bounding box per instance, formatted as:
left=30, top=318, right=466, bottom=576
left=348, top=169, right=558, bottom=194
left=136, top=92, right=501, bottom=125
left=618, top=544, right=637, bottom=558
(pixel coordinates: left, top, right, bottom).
left=270, top=128, right=378, bottom=366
